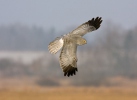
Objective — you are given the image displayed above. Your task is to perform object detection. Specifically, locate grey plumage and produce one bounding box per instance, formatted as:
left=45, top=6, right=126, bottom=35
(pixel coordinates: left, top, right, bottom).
left=48, top=37, right=63, bottom=54
left=48, top=17, right=102, bottom=77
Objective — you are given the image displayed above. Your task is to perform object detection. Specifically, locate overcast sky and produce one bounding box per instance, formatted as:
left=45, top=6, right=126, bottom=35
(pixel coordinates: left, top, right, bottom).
left=0, top=0, right=137, bottom=31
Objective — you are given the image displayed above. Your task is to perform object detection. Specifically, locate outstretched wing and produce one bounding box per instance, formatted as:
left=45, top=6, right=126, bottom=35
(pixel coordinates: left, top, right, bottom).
left=70, top=17, right=102, bottom=36
left=48, top=37, right=64, bottom=54
left=59, top=38, right=78, bottom=77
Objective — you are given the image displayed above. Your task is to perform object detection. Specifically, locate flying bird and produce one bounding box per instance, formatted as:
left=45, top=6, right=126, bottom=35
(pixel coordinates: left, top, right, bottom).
left=48, top=17, right=102, bottom=77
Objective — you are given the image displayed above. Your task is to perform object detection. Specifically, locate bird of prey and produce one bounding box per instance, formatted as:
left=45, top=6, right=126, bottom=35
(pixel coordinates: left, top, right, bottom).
left=48, top=17, right=102, bottom=77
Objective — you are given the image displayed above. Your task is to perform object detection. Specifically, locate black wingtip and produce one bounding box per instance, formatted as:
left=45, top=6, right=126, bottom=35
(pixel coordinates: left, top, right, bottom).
left=63, top=65, right=78, bottom=77
left=88, top=17, right=103, bottom=30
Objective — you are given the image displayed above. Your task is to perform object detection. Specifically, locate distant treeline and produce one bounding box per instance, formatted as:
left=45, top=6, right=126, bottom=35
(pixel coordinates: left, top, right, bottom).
left=0, top=24, right=60, bottom=51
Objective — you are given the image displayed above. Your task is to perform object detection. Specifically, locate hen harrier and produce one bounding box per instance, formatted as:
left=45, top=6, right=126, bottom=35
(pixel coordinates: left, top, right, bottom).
left=48, top=17, right=102, bottom=77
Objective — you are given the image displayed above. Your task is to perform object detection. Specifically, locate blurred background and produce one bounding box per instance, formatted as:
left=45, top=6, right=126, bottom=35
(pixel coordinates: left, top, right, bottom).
left=0, top=0, right=137, bottom=100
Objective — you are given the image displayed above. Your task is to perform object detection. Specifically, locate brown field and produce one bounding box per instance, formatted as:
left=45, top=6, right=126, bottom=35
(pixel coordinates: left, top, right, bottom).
left=0, top=87, right=137, bottom=100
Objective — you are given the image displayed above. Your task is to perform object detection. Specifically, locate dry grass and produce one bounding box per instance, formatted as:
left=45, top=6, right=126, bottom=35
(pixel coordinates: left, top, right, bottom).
left=0, top=87, right=137, bottom=100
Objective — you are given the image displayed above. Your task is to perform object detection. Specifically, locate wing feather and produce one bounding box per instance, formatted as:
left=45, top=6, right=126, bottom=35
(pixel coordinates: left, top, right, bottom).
left=70, top=17, right=102, bottom=36
left=48, top=37, right=64, bottom=54
left=59, top=37, right=78, bottom=77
